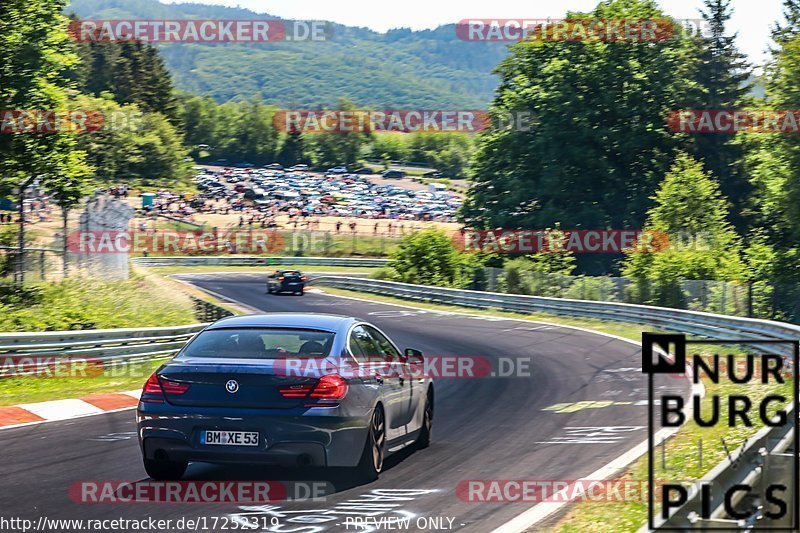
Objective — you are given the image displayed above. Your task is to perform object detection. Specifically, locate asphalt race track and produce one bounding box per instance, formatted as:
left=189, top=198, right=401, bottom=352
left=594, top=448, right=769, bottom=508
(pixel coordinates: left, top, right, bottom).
left=0, top=273, right=689, bottom=533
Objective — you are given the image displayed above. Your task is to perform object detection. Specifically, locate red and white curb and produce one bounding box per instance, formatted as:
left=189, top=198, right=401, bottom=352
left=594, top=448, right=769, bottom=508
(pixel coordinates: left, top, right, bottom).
left=0, top=390, right=141, bottom=429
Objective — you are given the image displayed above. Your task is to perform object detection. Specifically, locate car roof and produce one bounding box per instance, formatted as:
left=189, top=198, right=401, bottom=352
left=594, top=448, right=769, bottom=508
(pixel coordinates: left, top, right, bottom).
left=206, top=313, right=357, bottom=332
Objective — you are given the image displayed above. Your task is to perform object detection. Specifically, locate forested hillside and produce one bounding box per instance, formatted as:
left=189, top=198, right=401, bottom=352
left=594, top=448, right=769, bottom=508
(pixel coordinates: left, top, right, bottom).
left=69, top=0, right=509, bottom=108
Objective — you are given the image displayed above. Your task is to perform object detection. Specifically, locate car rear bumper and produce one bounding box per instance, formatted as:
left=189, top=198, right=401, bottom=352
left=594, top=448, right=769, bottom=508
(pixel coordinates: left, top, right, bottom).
left=137, top=404, right=369, bottom=467
left=271, top=282, right=304, bottom=293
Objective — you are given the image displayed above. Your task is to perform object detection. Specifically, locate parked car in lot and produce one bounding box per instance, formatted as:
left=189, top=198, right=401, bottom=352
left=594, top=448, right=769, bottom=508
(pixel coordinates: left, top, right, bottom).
left=265, top=163, right=283, bottom=170
left=381, top=169, right=405, bottom=179
left=267, top=270, right=307, bottom=295
left=327, top=166, right=348, bottom=174
left=191, top=164, right=459, bottom=221
left=136, top=313, right=433, bottom=481
left=270, top=190, right=301, bottom=201
left=243, top=187, right=267, bottom=199
left=287, top=164, right=309, bottom=172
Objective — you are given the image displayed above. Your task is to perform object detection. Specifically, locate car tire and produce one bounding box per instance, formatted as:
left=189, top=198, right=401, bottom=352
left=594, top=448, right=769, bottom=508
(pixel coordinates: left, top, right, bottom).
left=143, top=457, right=187, bottom=480
left=416, top=388, right=433, bottom=449
left=356, top=405, right=385, bottom=482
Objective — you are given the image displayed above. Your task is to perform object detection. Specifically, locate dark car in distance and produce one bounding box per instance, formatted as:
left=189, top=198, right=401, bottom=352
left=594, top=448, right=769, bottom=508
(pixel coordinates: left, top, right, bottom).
left=381, top=169, right=406, bottom=179
left=136, top=314, right=433, bottom=481
left=267, top=270, right=306, bottom=295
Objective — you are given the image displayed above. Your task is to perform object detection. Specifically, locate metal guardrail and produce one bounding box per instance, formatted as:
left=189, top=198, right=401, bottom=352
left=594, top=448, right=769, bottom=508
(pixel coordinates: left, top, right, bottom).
left=0, top=324, right=207, bottom=373
left=310, top=277, right=800, bottom=358
left=309, top=276, right=799, bottom=530
left=190, top=296, right=235, bottom=322
left=131, top=256, right=389, bottom=268
left=636, top=407, right=796, bottom=531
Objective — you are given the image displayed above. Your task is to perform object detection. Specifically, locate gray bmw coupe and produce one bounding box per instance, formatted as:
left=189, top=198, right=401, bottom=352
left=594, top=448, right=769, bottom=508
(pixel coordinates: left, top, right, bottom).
left=137, top=313, right=433, bottom=481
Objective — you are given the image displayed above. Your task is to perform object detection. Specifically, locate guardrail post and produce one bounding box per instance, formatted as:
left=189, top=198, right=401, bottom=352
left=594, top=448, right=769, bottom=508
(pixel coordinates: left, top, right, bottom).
left=755, top=451, right=796, bottom=528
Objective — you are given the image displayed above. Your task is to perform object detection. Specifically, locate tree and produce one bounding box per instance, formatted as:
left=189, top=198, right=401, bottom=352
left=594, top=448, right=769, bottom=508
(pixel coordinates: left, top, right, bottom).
left=277, top=131, right=307, bottom=167
left=623, top=153, right=744, bottom=304
left=72, top=38, right=179, bottom=123
left=406, top=132, right=473, bottom=177
left=744, top=0, right=800, bottom=281
left=233, top=97, right=279, bottom=165
left=308, top=98, right=372, bottom=168
left=369, top=133, right=411, bottom=165
left=686, top=0, right=751, bottom=230
left=71, top=94, right=191, bottom=184
left=461, top=0, right=698, bottom=275
left=773, top=0, right=800, bottom=42
left=0, top=0, right=82, bottom=284
left=47, top=152, right=92, bottom=277
left=139, top=43, right=179, bottom=122
left=388, top=229, right=463, bottom=286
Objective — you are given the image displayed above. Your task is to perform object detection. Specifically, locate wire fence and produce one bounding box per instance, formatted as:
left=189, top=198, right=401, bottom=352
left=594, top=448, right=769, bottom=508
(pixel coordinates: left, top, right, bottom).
left=0, top=247, right=66, bottom=284
left=464, top=267, right=800, bottom=323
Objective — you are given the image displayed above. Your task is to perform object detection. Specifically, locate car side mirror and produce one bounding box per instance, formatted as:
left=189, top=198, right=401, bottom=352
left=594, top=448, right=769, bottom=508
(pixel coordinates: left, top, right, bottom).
left=404, top=348, right=423, bottom=365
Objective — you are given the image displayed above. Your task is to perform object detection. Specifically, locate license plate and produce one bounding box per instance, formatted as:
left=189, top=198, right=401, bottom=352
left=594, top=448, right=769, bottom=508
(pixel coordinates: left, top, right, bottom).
left=202, top=430, right=259, bottom=446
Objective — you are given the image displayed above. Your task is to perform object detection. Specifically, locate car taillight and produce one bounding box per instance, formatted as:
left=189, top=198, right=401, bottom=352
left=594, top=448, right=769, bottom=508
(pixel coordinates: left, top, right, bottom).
left=161, top=379, right=190, bottom=395
left=278, top=375, right=349, bottom=403
left=310, top=374, right=349, bottom=401
left=141, top=372, right=189, bottom=403
left=278, top=276, right=285, bottom=281
left=141, top=372, right=164, bottom=403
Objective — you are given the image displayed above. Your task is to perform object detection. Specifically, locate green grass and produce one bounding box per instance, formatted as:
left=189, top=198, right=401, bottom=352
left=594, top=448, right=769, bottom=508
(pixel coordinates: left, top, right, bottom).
left=0, top=358, right=169, bottom=406
left=0, top=269, right=233, bottom=405
left=0, top=275, right=196, bottom=332
left=0, top=274, right=199, bottom=404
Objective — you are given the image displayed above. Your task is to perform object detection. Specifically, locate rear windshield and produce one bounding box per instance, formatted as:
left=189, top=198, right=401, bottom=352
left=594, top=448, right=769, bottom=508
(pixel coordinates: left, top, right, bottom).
left=181, top=328, right=334, bottom=359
